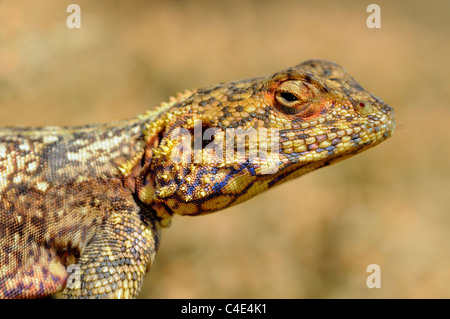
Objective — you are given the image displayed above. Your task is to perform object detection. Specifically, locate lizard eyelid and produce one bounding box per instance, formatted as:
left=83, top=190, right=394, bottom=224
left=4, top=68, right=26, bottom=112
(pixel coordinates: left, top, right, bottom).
left=274, top=80, right=311, bottom=115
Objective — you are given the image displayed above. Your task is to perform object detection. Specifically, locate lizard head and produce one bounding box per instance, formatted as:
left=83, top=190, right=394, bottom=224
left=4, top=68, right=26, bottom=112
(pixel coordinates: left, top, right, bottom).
left=137, top=60, right=395, bottom=221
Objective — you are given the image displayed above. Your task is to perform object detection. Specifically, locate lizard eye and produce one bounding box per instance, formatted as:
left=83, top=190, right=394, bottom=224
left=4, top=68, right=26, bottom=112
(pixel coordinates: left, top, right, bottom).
left=274, top=80, right=310, bottom=115
left=277, top=92, right=298, bottom=103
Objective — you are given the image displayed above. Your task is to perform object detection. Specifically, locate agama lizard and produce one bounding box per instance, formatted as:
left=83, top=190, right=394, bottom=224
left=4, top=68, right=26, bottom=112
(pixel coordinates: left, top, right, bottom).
left=0, top=60, right=395, bottom=298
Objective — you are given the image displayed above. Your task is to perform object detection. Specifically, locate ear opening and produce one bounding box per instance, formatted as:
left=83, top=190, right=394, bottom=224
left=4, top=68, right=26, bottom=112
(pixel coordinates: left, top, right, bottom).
left=188, top=121, right=216, bottom=151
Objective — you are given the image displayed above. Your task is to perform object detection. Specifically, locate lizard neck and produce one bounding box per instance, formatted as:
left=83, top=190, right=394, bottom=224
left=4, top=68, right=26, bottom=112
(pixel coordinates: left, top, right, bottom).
left=119, top=90, right=196, bottom=226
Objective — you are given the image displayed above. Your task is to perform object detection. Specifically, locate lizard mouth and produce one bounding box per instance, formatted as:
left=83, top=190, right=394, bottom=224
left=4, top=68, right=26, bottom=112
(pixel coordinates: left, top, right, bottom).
left=387, top=107, right=396, bottom=136
left=265, top=105, right=396, bottom=189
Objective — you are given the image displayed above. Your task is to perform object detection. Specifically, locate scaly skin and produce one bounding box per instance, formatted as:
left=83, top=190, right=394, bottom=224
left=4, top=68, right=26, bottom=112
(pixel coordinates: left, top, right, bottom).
left=0, top=60, right=395, bottom=298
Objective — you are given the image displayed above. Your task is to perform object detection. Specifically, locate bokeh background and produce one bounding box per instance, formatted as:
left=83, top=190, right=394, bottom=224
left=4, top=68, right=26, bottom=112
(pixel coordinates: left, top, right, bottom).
left=0, top=0, right=449, bottom=298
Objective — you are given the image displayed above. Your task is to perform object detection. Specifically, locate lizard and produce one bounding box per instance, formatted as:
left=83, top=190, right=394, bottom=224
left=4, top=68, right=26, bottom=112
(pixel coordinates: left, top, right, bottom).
left=0, top=59, right=395, bottom=299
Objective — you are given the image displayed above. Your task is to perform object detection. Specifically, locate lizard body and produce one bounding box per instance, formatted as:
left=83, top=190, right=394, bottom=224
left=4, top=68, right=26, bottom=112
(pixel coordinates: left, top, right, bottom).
left=0, top=60, right=395, bottom=298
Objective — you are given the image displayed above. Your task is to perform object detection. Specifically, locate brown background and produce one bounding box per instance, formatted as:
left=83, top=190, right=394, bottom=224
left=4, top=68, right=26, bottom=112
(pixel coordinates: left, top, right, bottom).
left=0, top=0, right=449, bottom=298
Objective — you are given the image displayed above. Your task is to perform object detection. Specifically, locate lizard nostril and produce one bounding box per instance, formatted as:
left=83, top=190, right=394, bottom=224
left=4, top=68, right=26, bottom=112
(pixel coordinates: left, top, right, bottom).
left=355, top=101, right=374, bottom=114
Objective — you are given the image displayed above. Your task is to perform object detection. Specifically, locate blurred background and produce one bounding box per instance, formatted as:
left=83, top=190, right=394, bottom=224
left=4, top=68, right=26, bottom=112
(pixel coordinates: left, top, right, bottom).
left=0, top=0, right=448, bottom=298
